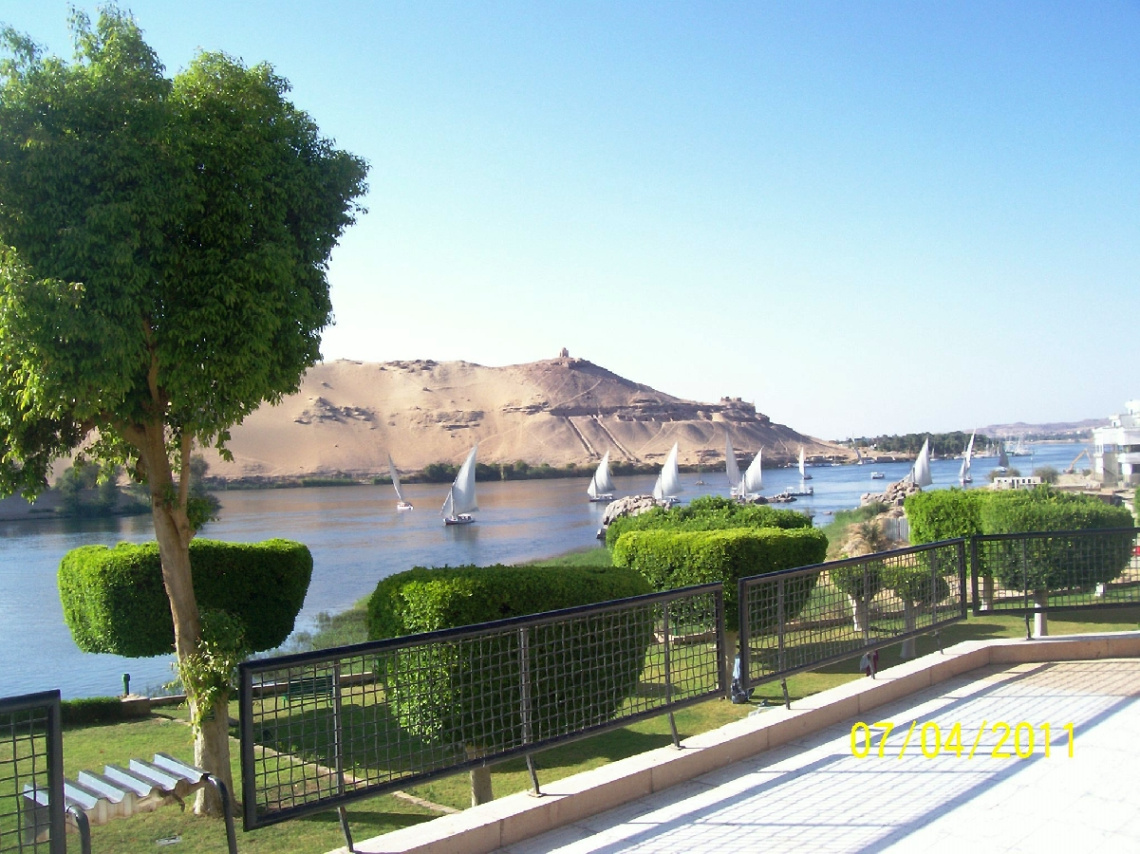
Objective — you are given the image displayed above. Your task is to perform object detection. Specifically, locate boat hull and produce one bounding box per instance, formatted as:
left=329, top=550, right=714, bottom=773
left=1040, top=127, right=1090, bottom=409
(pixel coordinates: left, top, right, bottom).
left=444, top=514, right=475, bottom=526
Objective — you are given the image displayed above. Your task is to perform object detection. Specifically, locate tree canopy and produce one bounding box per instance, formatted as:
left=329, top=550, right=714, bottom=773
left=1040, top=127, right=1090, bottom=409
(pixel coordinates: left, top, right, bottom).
left=0, top=7, right=367, bottom=812
left=0, top=9, right=367, bottom=495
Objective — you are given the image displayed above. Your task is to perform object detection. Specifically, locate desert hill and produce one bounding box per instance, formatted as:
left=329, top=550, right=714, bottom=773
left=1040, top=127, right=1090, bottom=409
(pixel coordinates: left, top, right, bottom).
left=198, top=356, right=849, bottom=482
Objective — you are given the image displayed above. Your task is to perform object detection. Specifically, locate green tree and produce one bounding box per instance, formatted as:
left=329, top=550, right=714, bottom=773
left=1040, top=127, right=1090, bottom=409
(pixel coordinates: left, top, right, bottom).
left=0, top=9, right=366, bottom=813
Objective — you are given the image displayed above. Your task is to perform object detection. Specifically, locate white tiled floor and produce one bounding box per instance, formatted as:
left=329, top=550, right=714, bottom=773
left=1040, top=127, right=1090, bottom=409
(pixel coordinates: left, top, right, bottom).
left=493, top=659, right=1140, bottom=853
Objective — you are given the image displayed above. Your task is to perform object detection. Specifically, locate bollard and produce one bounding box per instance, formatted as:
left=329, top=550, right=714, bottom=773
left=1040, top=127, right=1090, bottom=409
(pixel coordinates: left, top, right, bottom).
left=122, top=673, right=130, bottom=697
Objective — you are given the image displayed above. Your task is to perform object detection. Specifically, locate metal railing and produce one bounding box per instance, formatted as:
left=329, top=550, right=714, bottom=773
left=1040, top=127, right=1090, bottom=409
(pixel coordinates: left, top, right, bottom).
left=1, top=691, right=65, bottom=854
left=738, top=540, right=968, bottom=700
left=239, top=583, right=725, bottom=832
left=970, top=527, right=1140, bottom=617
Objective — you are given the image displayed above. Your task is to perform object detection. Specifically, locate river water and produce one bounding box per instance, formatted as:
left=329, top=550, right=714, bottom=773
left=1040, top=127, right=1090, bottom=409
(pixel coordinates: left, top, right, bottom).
left=0, top=442, right=1087, bottom=699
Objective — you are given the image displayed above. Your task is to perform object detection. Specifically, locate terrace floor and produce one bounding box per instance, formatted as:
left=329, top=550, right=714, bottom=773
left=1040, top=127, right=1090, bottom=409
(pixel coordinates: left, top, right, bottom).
left=492, top=657, right=1140, bottom=852
left=354, top=634, right=1140, bottom=854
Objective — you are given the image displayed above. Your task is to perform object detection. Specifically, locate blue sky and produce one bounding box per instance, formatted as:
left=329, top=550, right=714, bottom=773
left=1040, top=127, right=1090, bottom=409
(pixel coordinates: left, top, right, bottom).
left=4, top=2, right=1138, bottom=439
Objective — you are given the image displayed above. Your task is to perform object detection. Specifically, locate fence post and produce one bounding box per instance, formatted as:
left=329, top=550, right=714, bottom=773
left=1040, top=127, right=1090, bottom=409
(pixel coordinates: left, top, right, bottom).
left=331, top=663, right=356, bottom=852
left=1021, top=538, right=1032, bottom=639
left=518, top=626, right=541, bottom=795
left=958, top=540, right=969, bottom=620
left=662, top=602, right=681, bottom=748
left=737, top=579, right=750, bottom=695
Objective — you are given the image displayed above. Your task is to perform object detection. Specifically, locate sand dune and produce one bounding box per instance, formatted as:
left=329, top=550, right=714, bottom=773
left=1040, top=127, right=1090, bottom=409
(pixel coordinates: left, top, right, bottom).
left=198, top=356, right=850, bottom=481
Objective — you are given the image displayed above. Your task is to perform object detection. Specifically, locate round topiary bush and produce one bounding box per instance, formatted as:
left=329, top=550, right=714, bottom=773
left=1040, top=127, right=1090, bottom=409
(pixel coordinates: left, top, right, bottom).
left=58, top=538, right=312, bottom=657
left=367, top=564, right=654, bottom=749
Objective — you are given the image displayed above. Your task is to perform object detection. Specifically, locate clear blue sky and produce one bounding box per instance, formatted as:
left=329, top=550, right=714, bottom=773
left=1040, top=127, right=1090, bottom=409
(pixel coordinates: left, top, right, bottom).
left=4, top=2, right=1138, bottom=440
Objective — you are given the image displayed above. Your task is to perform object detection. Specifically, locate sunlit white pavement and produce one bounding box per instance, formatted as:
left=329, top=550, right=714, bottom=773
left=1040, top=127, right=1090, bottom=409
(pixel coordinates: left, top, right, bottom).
left=493, top=658, right=1140, bottom=854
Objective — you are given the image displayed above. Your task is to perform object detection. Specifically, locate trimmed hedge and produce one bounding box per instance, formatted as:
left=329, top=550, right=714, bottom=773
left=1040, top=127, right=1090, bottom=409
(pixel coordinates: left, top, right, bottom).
left=60, top=697, right=130, bottom=726
left=883, top=558, right=952, bottom=606
left=905, top=486, right=1136, bottom=592
left=905, top=489, right=987, bottom=544
left=830, top=562, right=883, bottom=601
left=367, top=565, right=654, bottom=748
left=605, top=495, right=811, bottom=549
left=367, top=564, right=652, bottom=639
left=978, top=489, right=1134, bottom=591
left=611, top=526, right=828, bottom=631
left=58, top=539, right=312, bottom=657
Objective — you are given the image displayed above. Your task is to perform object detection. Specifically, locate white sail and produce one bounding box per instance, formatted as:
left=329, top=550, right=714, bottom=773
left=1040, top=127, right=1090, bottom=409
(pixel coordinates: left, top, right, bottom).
left=912, top=438, right=933, bottom=487
left=725, top=434, right=742, bottom=494
left=388, top=454, right=405, bottom=501
left=442, top=445, right=478, bottom=518
left=389, top=453, right=412, bottom=509
left=653, top=443, right=682, bottom=500
left=959, top=431, right=975, bottom=484
left=587, top=451, right=615, bottom=499
left=798, top=446, right=811, bottom=479
left=742, top=448, right=763, bottom=495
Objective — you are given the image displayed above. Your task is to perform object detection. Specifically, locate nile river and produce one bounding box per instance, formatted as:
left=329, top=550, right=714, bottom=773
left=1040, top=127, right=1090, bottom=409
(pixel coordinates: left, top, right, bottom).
left=0, top=442, right=1086, bottom=699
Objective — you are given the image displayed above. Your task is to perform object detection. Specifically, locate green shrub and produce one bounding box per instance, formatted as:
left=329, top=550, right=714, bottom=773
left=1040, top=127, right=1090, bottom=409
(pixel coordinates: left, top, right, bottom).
left=58, top=539, right=312, bottom=658
left=367, top=565, right=654, bottom=748
left=883, top=557, right=952, bottom=606
left=60, top=697, right=129, bottom=726
left=905, top=489, right=986, bottom=544
left=978, top=488, right=1134, bottom=592
left=830, top=562, right=883, bottom=601
left=611, top=526, right=828, bottom=630
left=605, top=495, right=810, bottom=549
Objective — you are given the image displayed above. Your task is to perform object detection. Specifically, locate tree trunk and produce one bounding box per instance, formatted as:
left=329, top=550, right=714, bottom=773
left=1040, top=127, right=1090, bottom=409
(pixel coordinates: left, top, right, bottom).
left=141, top=427, right=233, bottom=816
left=1033, top=589, right=1049, bottom=637
left=466, top=746, right=493, bottom=806
left=900, top=600, right=917, bottom=659
left=982, top=575, right=995, bottom=612
left=848, top=595, right=870, bottom=634
left=193, top=693, right=232, bottom=815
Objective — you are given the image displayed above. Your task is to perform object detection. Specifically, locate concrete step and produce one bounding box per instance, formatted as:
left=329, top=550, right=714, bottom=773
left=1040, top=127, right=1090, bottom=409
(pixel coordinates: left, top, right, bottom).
left=23, top=754, right=210, bottom=828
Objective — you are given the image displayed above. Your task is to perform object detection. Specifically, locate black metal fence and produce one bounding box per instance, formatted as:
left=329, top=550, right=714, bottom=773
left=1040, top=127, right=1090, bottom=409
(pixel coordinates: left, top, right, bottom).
left=738, top=540, right=968, bottom=695
left=1, top=691, right=65, bottom=854
left=239, top=583, right=725, bottom=831
left=970, top=527, right=1140, bottom=616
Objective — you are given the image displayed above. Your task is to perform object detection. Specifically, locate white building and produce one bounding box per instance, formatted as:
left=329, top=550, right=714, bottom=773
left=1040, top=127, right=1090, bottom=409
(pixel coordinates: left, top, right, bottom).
left=1092, top=400, right=1140, bottom=484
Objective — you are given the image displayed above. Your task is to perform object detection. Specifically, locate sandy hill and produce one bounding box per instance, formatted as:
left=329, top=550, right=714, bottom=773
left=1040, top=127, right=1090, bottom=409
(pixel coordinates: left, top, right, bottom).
left=198, top=357, right=849, bottom=481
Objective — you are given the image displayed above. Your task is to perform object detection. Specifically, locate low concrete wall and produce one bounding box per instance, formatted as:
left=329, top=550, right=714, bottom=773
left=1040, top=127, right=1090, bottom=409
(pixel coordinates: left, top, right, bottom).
left=348, top=631, right=1140, bottom=854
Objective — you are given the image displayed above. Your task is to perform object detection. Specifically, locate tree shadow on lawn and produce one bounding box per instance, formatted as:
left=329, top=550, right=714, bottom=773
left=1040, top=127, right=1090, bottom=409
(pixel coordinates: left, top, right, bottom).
left=492, top=727, right=677, bottom=777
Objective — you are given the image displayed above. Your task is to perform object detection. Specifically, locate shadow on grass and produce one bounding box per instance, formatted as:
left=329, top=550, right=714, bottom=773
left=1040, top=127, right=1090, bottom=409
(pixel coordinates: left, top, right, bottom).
left=298, top=806, right=434, bottom=832
left=493, top=727, right=677, bottom=775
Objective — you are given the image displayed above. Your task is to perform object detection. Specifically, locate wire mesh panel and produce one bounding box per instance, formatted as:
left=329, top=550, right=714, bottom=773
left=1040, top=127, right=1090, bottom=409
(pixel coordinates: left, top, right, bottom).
left=739, top=540, right=967, bottom=690
left=0, top=691, right=64, bottom=854
left=970, top=527, right=1140, bottom=615
left=239, top=584, right=724, bottom=829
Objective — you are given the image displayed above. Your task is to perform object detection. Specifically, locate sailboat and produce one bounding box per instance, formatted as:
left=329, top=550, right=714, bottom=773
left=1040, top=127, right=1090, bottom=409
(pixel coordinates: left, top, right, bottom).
left=908, top=438, right=933, bottom=487
left=786, top=446, right=813, bottom=496
left=725, top=434, right=743, bottom=497
left=652, top=443, right=682, bottom=507
left=388, top=453, right=413, bottom=511
left=958, top=431, right=975, bottom=485
left=740, top=449, right=763, bottom=499
left=996, top=442, right=1010, bottom=473
left=586, top=451, right=616, bottom=503
left=854, top=446, right=865, bottom=465
left=441, top=445, right=478, bottom=525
